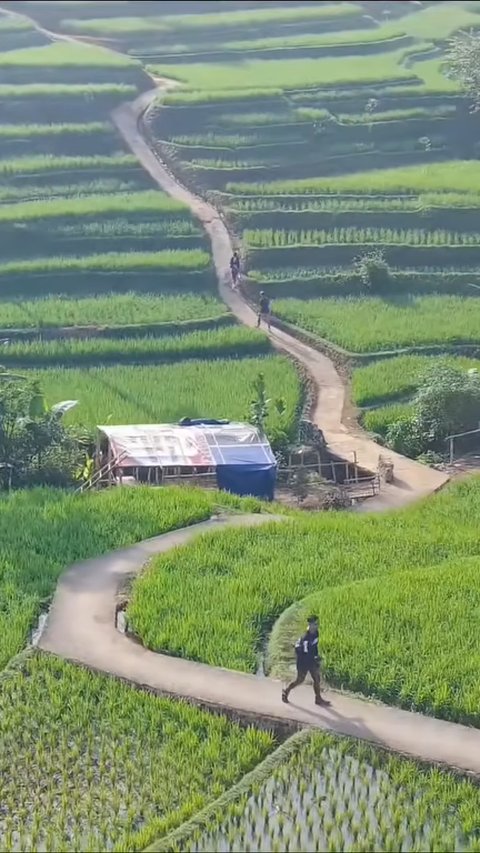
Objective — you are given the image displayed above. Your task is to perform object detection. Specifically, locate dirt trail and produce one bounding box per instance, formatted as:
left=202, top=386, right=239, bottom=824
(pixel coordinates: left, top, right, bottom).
left=111, top=89, right=448, bottom=510
left=39, top=516, right=480, bottom=776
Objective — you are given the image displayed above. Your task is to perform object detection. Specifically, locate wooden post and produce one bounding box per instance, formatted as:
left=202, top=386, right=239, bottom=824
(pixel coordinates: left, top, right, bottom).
left=450, top=436, right=454, bottom=465
left=353, top=450, right=358, bottom=481
left=330, top=460, right=336, bottom=483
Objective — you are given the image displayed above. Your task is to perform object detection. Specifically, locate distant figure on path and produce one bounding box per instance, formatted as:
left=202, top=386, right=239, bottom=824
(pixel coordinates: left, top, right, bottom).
left=230, top=250, right=241, bottom=287
left=257, top=290, right=272, bottom=331
left=282, top=615, right=329, bottom=706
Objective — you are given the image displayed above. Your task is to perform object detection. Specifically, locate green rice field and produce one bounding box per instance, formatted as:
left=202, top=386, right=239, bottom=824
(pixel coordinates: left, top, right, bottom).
left=0, top=652, right=273, bottom=852
left=149, top=51, right=416, bottom=92
left=0, top=293, right=227, bottom=329
left=1, top=0, right=480, bottom=847
left=271, top=557, right=480, bottom=721
left=352, top=353, right=480, bottom=407
left=361, top=401, right=415, bottom=438
left=24, top=355, right=300, bottom=429
left=157, top=729, right=480, bottom=853
left=0, top=325, right=270, bottom=366
left=0, top=249, right=210, bottom=277
left=0, top=484, right=265, bottom=670
left=0, top=40, right=140, bottom=67
left=227, top=161, right=480, bottom=196
left=274, top=295, right=480, bottom=354
left=0, top=190, right=187, bottom=220
left=128, top=476, right=480, bottom=725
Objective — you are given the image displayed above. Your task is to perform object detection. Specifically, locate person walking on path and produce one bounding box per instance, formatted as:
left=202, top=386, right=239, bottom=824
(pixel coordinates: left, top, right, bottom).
left=257, top=290, right=271, bottom=331
left=230, top=251, right=241, bottom=288
left=282, top=615, right=329, bottom=706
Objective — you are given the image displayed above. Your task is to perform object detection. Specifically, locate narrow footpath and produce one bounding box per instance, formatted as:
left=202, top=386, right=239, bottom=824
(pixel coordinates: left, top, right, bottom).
left=39, top=516, right=480, bottom=777
left=7, top=2, right=478, bottom=788
left=111, top=90, right=448, bottom=511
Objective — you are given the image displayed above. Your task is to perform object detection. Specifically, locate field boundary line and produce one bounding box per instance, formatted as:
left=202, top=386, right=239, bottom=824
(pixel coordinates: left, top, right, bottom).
left=111, top=87, right=448, bottom=510
left=38, top=515, right=480, bottom=777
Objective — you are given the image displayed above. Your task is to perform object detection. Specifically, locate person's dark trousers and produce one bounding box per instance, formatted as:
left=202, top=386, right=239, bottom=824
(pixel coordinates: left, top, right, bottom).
left=284, top=661, right=321, bottom=700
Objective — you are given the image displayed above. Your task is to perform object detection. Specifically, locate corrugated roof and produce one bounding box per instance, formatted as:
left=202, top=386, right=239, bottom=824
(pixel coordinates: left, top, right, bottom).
left=97, top=422, right=276, bottom=468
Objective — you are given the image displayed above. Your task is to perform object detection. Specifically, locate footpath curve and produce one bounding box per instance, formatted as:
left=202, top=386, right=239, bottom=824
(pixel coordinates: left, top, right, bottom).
left=111, top=89, right=448, bottom=511
left=39, top=514, right=480, bottom=776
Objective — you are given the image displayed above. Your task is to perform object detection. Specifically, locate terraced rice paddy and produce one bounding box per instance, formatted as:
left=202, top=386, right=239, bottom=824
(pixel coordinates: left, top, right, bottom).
left=352, top=353, right=480, bottom=407
left=22, top=356, right=300, bottom=429
left=352, top=352, right=480, bottom=440
left=274, top=295, right=480, bottom=353
left=128, top=476, right=480, bottom=725
left=2, top=1, right=480, bottom=849
left=141, top=0, right=480, bottom=470
left=0, top=484, right=264, bottom=670
left=0, top=293, right=227, bottom=329
left=0, top=325, right=271, bottom=367
left=157, top=730, right=480, bottom=853
left=0, top=652, right=273, bottom=852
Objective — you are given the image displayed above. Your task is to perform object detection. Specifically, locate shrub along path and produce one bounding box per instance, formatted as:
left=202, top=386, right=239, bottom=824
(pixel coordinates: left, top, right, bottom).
left=39, top=514, right=480, bottom=776
left=112, top=88, right=448, bottom=511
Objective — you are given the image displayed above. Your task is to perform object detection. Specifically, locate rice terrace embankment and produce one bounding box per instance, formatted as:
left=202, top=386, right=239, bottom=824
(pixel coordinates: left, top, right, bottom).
left=0, top=2, right=480, bottom=852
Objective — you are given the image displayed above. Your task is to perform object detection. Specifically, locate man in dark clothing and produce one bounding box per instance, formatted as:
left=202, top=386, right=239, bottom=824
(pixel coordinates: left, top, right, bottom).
left=257, top=290, right=271, bottom=330
left=230, top=251, right=240, bottom=287
left=282, top=615, right=329, bottom=706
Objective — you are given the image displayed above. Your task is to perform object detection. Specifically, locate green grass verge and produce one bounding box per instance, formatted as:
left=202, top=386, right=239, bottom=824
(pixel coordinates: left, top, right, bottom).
left=23, top=354, right=300, bottom=430
left=0, top=651, right=273, bottom=852
left=274, top=295, right=480, bottom=353
left=127, top=476, right=480, bottom=725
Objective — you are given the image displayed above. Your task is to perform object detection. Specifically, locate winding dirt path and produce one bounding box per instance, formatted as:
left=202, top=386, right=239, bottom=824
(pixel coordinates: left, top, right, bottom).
left=111, top=89, right=448, bottom=511
left=39, top=515, right=480, bottom=776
